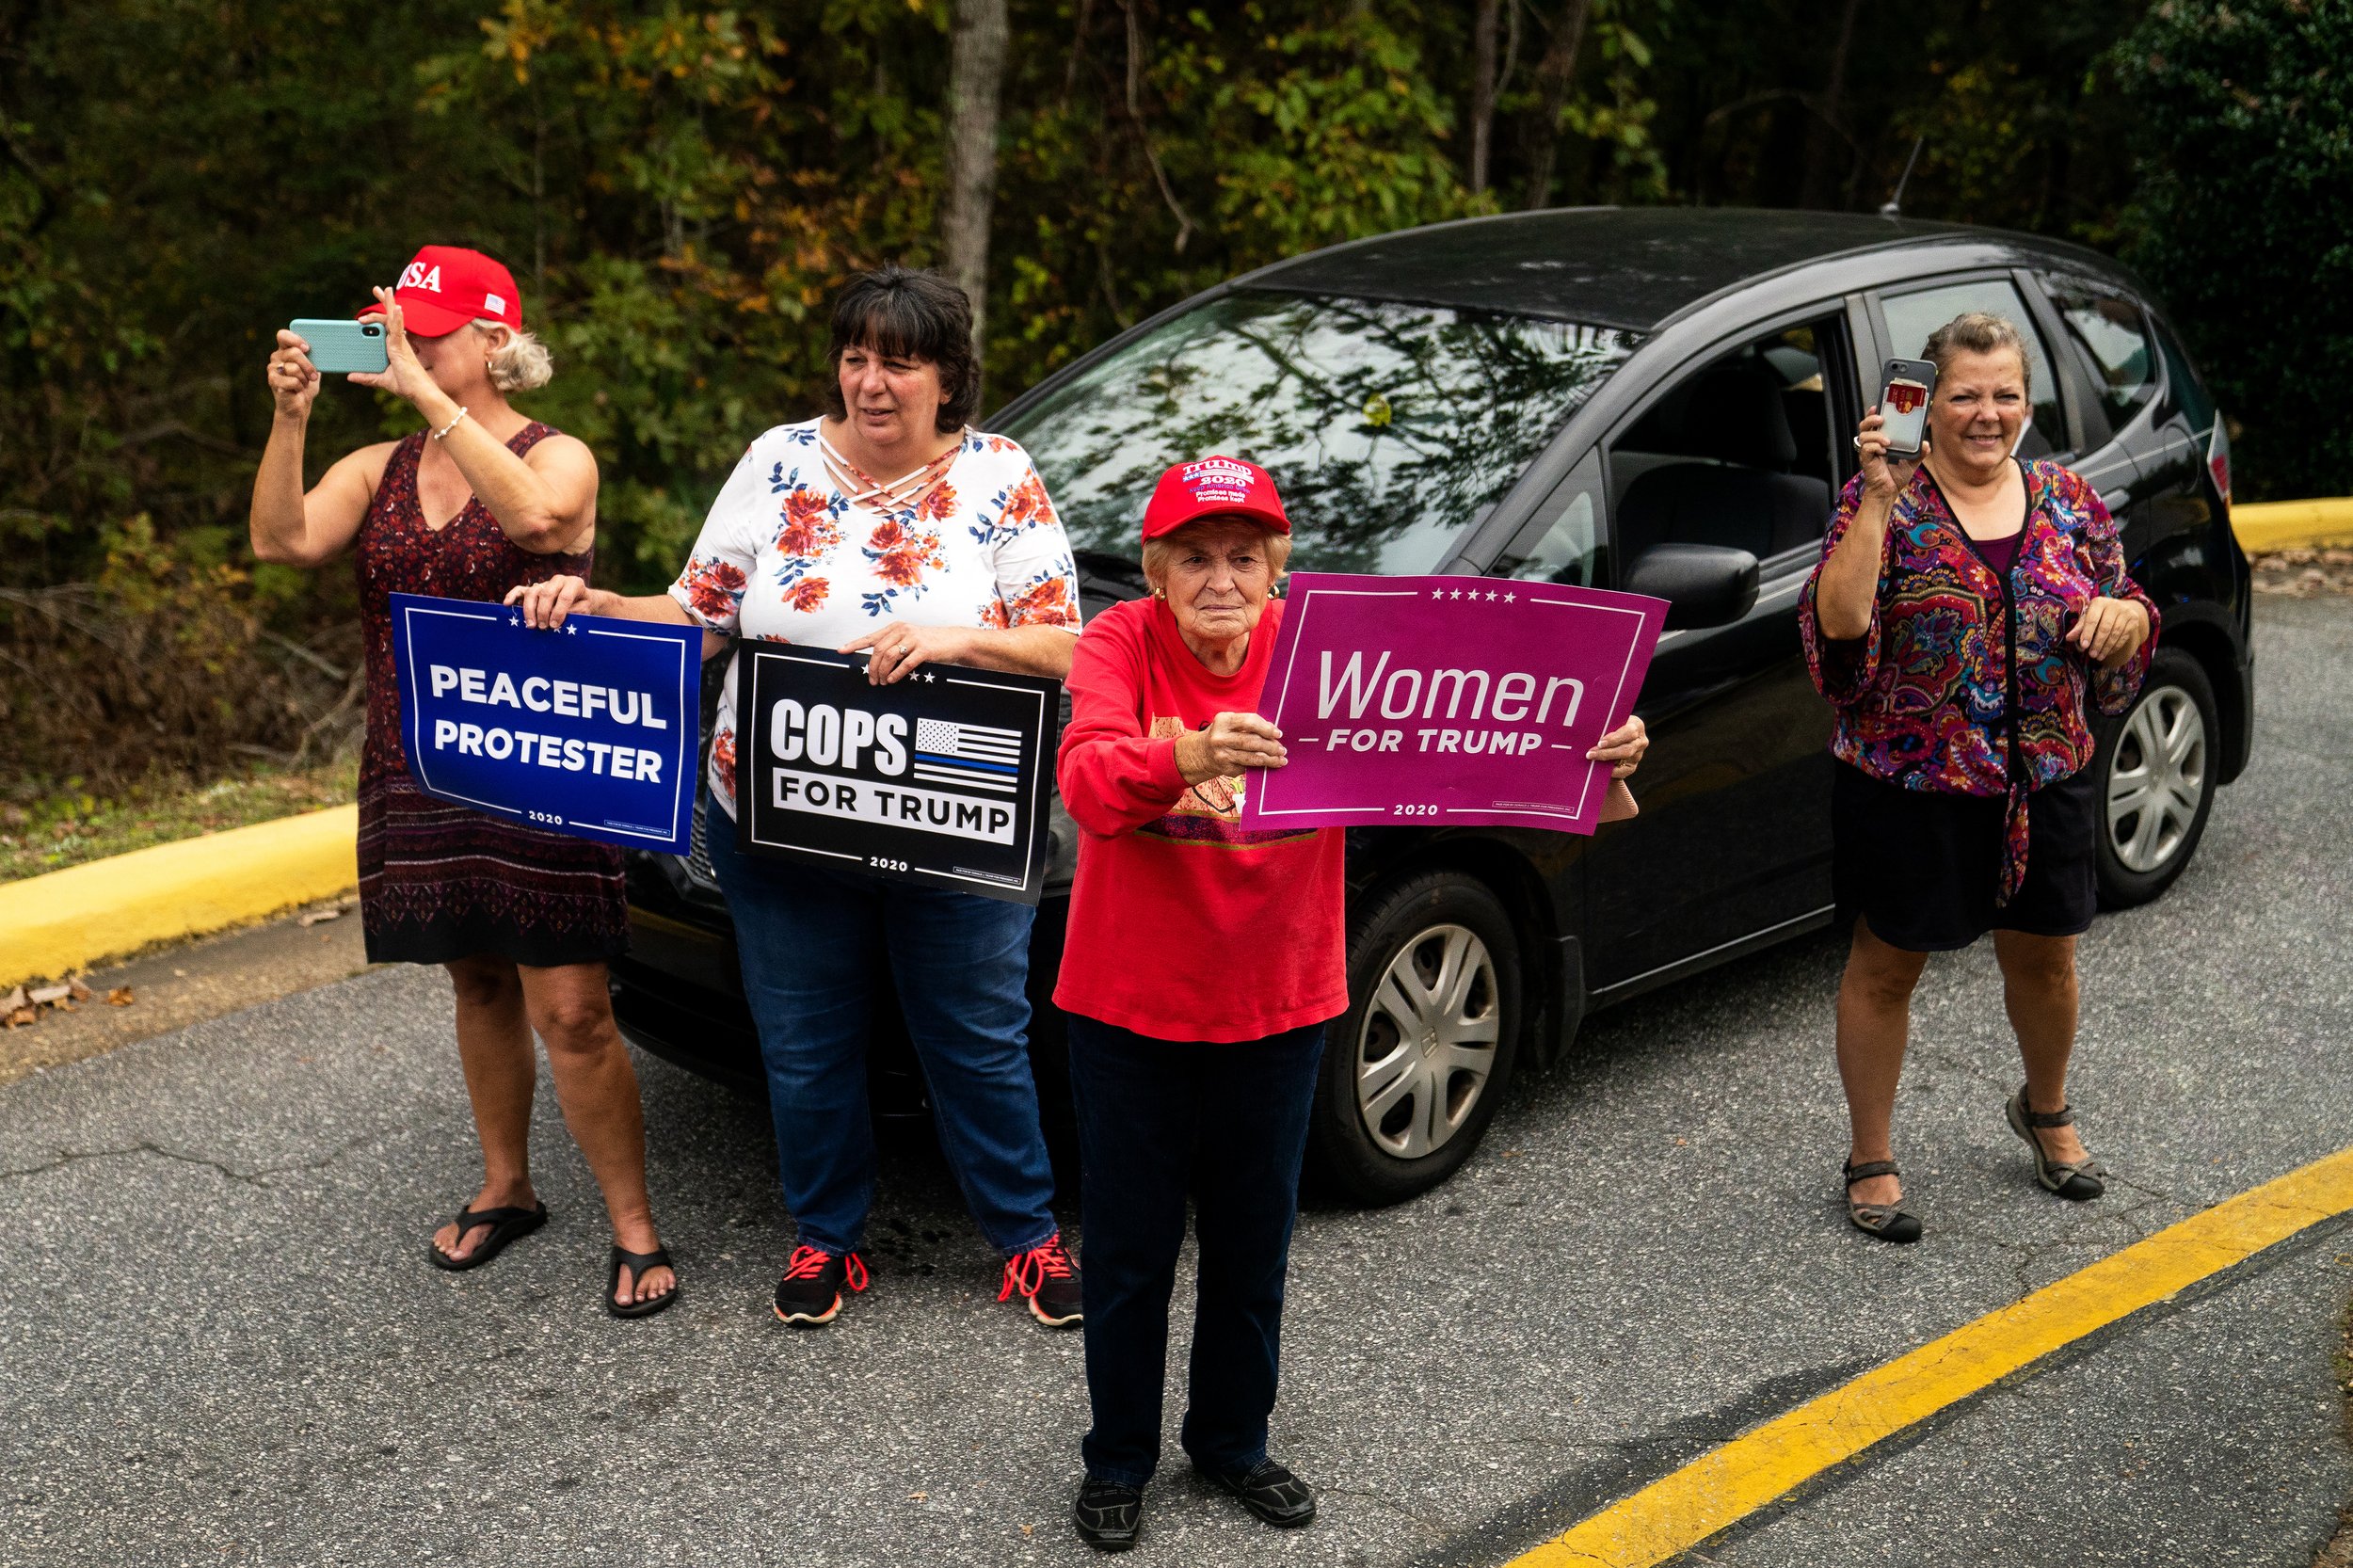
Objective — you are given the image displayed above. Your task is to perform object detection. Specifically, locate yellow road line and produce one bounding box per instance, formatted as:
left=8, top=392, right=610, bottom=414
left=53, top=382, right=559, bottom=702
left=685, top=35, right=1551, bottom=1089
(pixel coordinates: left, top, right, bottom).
left=1510, top=1144, right=2353, bottom=1567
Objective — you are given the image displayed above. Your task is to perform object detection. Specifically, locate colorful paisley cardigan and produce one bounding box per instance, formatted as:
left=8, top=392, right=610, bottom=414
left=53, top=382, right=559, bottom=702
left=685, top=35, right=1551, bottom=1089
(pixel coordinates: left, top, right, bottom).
left=1798, top=458, right=2160, bottom=903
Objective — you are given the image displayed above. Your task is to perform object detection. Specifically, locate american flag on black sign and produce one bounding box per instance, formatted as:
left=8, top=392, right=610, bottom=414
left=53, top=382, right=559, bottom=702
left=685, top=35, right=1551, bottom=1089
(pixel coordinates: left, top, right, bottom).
left=914, top=717, right=1024, bottom=794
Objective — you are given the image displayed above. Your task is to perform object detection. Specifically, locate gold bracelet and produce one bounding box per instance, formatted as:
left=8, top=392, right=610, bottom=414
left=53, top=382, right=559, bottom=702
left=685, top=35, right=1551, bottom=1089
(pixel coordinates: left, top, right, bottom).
left=430, top=406, right=470, bottom=441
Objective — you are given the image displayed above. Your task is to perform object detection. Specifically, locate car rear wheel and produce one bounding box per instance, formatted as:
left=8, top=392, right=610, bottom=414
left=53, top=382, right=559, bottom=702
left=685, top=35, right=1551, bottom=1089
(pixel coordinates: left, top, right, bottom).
left=1309, top=871, right=1524, bottom=1206
left=2096, top=647, right=2219, bottom=908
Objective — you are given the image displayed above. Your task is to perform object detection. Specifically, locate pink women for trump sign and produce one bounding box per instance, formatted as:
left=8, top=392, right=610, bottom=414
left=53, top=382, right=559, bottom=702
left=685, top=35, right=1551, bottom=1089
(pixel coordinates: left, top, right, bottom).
left=1240, top=572, right=1667, bottom=836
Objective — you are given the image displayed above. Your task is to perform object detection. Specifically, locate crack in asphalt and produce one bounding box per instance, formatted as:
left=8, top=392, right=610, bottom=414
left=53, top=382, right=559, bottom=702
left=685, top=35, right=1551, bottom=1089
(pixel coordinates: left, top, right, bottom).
left=0, top=1135, right=369, bottom=1190
left=1316, top=1482, right=1452, bottom=1539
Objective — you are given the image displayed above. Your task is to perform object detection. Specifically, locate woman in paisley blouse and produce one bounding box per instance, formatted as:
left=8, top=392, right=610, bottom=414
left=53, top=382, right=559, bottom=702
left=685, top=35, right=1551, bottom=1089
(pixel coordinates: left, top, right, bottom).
left=1799, top=311, right=2158, bottom=1244
left=511, top=265, right=1087, bottom=1330
left=250, top=247, right=676, bottom=1316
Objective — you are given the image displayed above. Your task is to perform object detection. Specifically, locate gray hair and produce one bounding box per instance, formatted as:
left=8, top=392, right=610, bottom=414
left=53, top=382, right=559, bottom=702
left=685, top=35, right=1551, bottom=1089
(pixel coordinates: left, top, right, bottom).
left=472, top=319, right=554, bottom=392
left=1922, top=311, right=2032, bottom=397
left=1141, top=519, right=1294, bottom=593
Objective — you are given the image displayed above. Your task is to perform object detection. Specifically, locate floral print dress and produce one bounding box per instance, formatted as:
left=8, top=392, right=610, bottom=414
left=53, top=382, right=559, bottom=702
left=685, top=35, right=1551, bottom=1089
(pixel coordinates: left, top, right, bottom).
left=670, top=419, right=1083, bottom=816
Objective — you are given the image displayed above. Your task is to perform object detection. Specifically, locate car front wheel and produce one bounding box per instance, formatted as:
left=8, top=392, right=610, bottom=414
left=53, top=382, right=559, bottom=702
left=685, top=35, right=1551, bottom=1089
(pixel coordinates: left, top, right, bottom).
left=1309, top=870, right=1524, bottom=1206
left=2096, top=646, right=2219, bottom=908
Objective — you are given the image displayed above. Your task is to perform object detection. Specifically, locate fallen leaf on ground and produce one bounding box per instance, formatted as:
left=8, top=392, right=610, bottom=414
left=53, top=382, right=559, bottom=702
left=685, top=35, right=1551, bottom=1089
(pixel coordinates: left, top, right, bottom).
left=67, top=978, right=90, bottom=1001
left=0, top=985, right=24, bottom=1014
left=26, top=983, right=71, bottom=1005
left=297, top=905, right=344, bottom=926
left=105, top=986, right=135, bottom=1006
left=4, top=1008, right=35, bottom=1029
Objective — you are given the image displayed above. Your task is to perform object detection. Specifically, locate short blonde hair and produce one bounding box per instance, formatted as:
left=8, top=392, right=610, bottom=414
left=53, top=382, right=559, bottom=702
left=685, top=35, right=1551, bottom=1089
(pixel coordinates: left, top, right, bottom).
left=1923, top=312, right=2032, bottom=398
left=1141, top=519, right=1293, bottom=593
left=473, top=319, right=554, bottom=392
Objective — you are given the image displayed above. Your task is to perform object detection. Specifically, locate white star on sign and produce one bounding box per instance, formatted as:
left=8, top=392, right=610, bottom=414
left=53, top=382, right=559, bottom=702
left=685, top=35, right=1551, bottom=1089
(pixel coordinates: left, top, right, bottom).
left=1431, top=588, right=1445, bottom=600
left=564, top=623, right=578, bottom=634
left=1486, top=590, right=1499, bottom=600
left=1504, top=592, right=1516, bottom=603
left=1450, top=589, right=1463, bottom=600
left=508, top=616, right=521, bottom=627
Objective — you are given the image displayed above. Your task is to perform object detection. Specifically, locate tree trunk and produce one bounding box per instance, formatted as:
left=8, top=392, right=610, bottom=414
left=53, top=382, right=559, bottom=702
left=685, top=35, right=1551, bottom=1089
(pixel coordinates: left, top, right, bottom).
left=1520, top=0, right=1593, bottom=212
left=942, top=0, right=1011, bottom=376
left=1469, top=0, right=1501, bottom=194
left=1800, top=0, right=1861, bottom=210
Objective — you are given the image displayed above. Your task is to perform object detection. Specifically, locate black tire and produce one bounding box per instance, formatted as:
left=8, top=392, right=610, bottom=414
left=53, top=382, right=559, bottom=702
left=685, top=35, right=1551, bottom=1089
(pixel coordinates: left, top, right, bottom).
left=1308, top=871, right=1525, bottom=1206
left=2094, top=646, right=2220, bottom=908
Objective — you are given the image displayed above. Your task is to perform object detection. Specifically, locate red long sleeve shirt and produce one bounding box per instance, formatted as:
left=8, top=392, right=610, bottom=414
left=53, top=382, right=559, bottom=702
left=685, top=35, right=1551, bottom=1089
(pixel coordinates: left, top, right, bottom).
left=1052, top=596, right=1348, bottom=1043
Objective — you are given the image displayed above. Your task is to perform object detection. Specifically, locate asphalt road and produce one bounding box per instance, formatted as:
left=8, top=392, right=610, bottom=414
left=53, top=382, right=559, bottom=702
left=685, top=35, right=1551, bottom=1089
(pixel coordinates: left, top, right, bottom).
left=5, top=596, right=2348, bottom=1568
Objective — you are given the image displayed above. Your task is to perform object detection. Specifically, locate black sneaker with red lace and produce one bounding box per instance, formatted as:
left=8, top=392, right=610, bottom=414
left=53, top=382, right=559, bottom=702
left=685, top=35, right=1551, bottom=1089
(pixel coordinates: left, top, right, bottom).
left=773, top=1244, right=868, bottom=1327
left=999, top=1231, right=1082, bottom=1326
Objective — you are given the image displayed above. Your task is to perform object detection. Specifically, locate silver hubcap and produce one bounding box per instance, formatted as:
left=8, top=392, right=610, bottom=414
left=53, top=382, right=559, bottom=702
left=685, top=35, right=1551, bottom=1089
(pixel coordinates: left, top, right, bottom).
left=2106, top=684, right=2206, bottom=873
left=1355, top=924, right=1501, bottom=1160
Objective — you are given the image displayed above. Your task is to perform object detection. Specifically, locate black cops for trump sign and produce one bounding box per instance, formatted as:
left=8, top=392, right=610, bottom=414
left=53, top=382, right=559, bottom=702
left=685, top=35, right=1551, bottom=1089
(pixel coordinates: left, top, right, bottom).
left=733, top=645, right=1059, bottom=904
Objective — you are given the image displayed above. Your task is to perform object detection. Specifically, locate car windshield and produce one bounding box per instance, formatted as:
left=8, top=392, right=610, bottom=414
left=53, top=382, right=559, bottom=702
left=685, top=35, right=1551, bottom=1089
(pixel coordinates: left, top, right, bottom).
left=998, top=291, right=1640, bottom=574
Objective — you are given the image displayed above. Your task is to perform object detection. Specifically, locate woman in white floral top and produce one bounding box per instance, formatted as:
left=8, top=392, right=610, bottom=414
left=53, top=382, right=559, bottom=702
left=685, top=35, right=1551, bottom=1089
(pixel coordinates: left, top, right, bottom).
left=510, top=266, right=1086, bottom=1333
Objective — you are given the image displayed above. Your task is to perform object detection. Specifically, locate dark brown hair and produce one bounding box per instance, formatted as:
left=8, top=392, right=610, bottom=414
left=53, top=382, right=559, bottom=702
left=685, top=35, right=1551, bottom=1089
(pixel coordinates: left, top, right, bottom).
left=822, top=265, right=979, bottom=432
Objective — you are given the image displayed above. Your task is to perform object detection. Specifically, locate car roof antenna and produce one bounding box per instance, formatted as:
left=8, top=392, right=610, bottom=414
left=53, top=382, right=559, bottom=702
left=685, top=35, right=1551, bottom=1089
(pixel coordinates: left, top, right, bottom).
left=1880, top=136, right=1925, bottom=218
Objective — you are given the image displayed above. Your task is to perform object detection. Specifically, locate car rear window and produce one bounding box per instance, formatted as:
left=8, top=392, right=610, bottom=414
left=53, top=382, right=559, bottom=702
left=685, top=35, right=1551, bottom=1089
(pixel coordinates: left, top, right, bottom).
left=998, top=291, right=1639, bottom=574
left=2043, top=274, right=2158, bottom=427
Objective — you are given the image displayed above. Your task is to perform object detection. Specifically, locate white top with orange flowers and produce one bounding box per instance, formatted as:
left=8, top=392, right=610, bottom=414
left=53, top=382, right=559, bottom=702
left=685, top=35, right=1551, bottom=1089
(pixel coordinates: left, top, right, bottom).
left=668, top=417, right=1083, bottom=817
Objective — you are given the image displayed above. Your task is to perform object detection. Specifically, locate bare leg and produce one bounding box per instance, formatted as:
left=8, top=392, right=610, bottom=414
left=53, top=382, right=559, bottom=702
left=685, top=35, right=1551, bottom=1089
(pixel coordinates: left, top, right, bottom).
left=517, top=962, right=673, bottom=1306
left=1835, top=918, right=1929, bottom=1209
left=431, top=955, right=540, bottom=1262
left=1992, top=930, right=2089, bottom=1168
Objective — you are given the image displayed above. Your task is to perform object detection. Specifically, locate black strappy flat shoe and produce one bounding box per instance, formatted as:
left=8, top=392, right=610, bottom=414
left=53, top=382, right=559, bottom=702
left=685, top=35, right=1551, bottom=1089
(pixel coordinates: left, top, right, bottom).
left=606, top=1244, right=680, bottom=1319
left=426, top=1201, right=548, bottom=1272
left=2006, top=1086, right=2105, bottom=1200
left=1842, top=1159, right=1923, bottom=1243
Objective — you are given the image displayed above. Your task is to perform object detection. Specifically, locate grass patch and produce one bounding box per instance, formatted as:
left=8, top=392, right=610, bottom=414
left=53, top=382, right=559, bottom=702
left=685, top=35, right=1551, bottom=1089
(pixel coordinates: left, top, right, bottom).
left=0, top=760, right=358, bottom=883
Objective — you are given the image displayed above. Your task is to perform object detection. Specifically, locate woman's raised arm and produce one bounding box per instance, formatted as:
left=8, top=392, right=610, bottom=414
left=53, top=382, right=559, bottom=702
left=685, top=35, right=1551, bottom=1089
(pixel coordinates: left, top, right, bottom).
left=248, top=328, right=386, bottom=568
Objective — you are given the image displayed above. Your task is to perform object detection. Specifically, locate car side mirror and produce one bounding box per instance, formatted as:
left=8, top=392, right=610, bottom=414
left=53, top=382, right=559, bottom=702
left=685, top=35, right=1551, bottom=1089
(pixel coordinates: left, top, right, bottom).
left=1623, top=543, right=1760, bottom=631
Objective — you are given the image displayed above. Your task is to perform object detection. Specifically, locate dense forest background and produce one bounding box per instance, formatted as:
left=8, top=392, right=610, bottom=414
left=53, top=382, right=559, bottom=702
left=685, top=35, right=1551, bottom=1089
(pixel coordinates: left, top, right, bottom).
left=2, top=0, right=2345, bottom=796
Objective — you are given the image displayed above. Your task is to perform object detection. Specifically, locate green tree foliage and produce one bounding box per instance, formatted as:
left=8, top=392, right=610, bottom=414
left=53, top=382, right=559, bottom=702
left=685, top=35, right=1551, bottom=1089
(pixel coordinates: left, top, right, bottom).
left=2114, top=0, right=2353, bottom=501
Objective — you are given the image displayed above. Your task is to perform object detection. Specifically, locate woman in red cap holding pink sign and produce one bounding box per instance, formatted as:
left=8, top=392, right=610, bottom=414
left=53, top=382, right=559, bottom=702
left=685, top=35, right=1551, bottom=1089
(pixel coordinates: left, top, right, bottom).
left=1053, top=457, right=1646, bottom=1550
left=248, top=246, right=677, bottom=1318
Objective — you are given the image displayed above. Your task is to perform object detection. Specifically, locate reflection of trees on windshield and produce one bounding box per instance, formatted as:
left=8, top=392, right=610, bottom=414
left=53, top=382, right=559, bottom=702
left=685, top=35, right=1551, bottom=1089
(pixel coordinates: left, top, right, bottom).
left=999, top=292, right=1639, bottom=574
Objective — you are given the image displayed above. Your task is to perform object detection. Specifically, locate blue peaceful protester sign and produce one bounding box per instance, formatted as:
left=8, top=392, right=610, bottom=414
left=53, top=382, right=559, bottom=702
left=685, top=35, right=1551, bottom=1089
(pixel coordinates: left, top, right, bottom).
left=389, top=592, right=701, bottom=854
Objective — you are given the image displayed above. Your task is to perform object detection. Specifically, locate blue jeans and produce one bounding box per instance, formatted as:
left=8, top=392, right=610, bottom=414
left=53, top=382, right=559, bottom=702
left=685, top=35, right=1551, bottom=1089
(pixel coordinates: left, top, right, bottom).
left=1066, top=1012, right=1327, bottom=1487
left=705, top=802, right=1058, bottom=1258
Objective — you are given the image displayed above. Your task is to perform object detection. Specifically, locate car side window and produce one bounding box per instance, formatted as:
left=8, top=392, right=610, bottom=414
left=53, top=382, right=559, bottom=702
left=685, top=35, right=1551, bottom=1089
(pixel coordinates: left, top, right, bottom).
left=2043, top=274, right=2157, bottom=428
left=1879, top=278, right=2063, bottom=459
left=1494, top=450, right=1604, bottom=585
left=1606, top=317, right=1844, bottom=570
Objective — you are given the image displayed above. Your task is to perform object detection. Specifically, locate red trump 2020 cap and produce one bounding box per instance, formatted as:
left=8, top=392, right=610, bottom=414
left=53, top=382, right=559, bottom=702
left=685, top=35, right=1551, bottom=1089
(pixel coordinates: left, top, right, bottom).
left=1140, top=456, right=1291, bottom=542
left=360, top=246, right=523, bottom=337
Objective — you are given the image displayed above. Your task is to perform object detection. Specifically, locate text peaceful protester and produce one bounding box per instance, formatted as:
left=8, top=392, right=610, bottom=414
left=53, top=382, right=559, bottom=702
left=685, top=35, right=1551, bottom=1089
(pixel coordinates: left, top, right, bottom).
left=1241, top=572, right=1665, bottom=834
left=391, top=592, right=701, bottom=853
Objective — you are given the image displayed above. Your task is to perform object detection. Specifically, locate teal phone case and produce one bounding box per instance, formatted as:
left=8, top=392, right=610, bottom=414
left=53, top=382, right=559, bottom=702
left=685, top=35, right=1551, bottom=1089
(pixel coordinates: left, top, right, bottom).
left=290, top=317, right=389, bottom=375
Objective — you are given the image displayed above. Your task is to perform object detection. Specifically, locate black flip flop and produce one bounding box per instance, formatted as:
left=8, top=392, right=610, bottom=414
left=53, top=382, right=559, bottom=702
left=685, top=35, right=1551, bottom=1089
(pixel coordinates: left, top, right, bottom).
left=426, top=1202, right=548, bottom=1272
left=607, top=1244, right=680, bottom=1320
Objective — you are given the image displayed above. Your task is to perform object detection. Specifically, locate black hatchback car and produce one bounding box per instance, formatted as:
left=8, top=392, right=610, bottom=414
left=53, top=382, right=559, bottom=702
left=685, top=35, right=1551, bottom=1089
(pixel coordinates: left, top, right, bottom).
left=612, top=207, right=2250, bottom=1205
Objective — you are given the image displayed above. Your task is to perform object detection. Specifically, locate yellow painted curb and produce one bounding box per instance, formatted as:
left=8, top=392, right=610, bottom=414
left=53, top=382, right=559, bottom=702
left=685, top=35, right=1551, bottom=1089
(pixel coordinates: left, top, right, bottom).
left=2233, top=497, right=2353, bottom=553
left=1509, top=1143, right=2353, bottom=1567
left=0, top=804, right=358, bottom=988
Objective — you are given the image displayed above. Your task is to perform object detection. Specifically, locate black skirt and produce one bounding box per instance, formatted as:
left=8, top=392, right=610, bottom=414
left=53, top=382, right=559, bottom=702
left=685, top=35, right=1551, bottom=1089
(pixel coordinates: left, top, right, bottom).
left=1832, top=760, right=2098, bottom=952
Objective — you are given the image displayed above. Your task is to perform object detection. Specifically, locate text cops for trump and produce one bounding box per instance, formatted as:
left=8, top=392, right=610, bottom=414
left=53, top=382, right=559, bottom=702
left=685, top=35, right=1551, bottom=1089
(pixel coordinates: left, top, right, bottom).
left=762, top=698, right=1015, bottom=845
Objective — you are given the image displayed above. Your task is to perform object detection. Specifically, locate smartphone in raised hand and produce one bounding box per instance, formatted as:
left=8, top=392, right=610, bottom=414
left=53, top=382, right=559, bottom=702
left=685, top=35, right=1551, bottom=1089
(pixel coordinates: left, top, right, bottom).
left=289, top=317, right=390, bottom=376
left=1877, top=358, right=1938, bottom=459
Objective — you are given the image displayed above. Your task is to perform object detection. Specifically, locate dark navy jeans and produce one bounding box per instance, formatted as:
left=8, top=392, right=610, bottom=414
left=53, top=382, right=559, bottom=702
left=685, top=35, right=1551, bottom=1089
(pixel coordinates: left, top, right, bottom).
left=705, top=801, right=1058, bottom=1259
left=1066, top=1012, right=1327, bottom=1487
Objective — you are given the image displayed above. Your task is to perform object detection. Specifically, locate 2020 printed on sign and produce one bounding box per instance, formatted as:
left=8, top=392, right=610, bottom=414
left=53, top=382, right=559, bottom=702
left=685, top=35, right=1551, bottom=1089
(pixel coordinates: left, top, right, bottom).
left=1242, top=572, right=1666, bottom=834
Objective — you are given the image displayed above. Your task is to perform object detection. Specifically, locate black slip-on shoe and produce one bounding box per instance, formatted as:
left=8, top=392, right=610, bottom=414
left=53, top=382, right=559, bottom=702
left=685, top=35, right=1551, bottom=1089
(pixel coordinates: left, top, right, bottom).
left=1072, top=1478, right=1143, bottom=1551
left=1206, top=1458, right=1317, bottom=1528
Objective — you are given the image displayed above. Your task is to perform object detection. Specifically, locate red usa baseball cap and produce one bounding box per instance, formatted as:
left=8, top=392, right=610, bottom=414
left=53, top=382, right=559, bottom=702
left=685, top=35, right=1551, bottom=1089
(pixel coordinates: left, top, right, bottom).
left=1140, top=456, right=1291, bottom=541
left=359, top=246, right=522, bottom=337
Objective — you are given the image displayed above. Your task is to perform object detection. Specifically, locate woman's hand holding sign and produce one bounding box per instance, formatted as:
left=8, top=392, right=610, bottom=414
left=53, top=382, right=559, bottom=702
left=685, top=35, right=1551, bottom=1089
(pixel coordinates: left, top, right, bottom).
left=506, top=573, right=615, bottom=630
left=1587, top=713, right=1648, bottom=824
left=1175, top=712, right=1288, bottom=786
left=840, top=620, right=968, bottom=686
